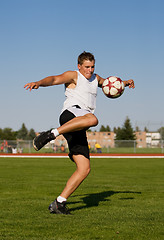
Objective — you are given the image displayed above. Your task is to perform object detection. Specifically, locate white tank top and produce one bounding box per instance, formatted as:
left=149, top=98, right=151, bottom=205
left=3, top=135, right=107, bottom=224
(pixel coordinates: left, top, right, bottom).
left=61, top=71, right=98, bottom=113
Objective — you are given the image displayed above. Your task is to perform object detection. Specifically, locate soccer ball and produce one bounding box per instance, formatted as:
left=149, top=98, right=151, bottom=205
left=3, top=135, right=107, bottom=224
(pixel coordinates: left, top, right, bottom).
left=102, top=76, right=125, bottom=99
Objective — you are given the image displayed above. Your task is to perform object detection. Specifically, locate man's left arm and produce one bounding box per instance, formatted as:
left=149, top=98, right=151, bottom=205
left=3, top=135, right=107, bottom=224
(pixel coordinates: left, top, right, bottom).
left=97, top=75, right=135, bottom=89
left=123, top=79, right=135, bottom=88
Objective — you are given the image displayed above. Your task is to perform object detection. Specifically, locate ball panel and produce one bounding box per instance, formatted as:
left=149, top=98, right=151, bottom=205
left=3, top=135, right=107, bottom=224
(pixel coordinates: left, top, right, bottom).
left=121, top=82, right=125, bottom=89
left=110, top=87, right=118, bottom=95
left=103, top=86, right=110, bottom=95
left=113, top=81, right=121, bottom=89
left=108, top=76, right=117, bottom=82
left=102, top=79, right=109, bottom=86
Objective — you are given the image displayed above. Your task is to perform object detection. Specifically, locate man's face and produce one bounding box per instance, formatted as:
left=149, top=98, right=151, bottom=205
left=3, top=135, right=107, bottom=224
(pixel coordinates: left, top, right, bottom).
left=78, top=60, right=95, bottom=79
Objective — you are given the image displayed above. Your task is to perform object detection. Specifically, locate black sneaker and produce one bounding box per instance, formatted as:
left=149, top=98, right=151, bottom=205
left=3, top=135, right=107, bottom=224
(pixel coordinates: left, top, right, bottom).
left=48, top=199, right=71, bottom=215
left=33, top=130, right=55, bottom=151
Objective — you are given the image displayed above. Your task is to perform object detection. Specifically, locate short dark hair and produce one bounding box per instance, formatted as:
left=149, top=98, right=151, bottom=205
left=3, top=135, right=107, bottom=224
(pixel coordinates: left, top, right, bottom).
left=78, top=51, right=95, bottom=65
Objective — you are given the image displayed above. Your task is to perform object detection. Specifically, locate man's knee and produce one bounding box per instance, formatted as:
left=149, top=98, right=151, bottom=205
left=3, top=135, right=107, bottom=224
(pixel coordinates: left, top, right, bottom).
left=80, top=166, right=91, bottom=179
left=86, top=114, right=98, bottom=127
left=74, top=155, right=91, bottom=179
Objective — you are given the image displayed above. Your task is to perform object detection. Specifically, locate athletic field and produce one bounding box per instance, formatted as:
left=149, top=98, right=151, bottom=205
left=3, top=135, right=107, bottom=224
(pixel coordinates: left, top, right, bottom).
left=0, top=156, right=163, bottom=240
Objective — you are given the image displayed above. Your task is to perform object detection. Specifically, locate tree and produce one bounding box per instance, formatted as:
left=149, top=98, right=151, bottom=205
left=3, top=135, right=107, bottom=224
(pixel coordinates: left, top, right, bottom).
left=144, top=127, right=149, bottom=132
left=100, top=125, right=105, bottom=132
left=116, top=117, right=136, bottom=140
left=158, top=127, right=164, bottom=140
left=17, top=123, right=28, bottom=140
left=100, top=125, right=111, bottom=132
left=27, top=128, right=36, bottom=140
left=135, top=126, right=140, bottom=132
left=0, top=128, right=2, bottom=139
left=106, top=125, right=111, bottom=132
left=0, top=128, right=17, bottom=140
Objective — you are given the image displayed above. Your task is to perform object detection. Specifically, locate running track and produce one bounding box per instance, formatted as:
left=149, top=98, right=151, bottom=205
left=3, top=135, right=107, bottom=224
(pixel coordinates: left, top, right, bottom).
left=0, top=153, right=164, bottom=158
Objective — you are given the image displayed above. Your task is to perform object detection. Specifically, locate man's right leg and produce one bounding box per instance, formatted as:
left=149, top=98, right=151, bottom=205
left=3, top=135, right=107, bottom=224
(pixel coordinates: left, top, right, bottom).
left=33, top=112, right=98, bottom=151
left=57, top=113, right=98, bottom=135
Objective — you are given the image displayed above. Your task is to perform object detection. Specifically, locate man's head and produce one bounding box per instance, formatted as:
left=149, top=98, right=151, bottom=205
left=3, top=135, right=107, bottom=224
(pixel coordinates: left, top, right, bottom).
left=78, top=51, right=95, bottom=79
left=78, top=51, right=95, bottom=65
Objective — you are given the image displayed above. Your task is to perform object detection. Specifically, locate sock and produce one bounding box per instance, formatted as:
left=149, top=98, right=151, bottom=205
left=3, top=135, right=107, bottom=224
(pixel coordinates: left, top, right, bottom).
left=57, top=196, right=67, bottom=203
left=51, top=128, right=59, bottom=138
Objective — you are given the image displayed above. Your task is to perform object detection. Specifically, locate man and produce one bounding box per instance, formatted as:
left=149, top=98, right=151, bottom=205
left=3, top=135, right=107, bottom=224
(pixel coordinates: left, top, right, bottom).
left=24, top=51, right=135, bottom=214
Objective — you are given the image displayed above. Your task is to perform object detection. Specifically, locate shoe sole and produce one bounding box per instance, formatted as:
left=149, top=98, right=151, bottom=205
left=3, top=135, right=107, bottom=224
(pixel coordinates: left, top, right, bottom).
left=33, top=138, right=39, bottom=151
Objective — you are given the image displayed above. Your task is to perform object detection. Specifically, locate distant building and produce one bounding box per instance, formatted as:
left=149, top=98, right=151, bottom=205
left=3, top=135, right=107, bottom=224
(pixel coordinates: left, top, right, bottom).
left=87, top=131, right=115, bottom=149
left=135, top=131, right=147, bottom=148
left=146, top=132, right=161, bottom=147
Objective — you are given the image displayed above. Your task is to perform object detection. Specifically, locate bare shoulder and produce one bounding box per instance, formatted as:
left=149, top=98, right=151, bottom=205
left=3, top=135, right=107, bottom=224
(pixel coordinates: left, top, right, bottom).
left=62, top=70, right=77, bottom=88
left=63, top=70, right=77, bottom=78
left=64, top=70, right=77, bottom=82
left=55, top=70, right=77, bottom=85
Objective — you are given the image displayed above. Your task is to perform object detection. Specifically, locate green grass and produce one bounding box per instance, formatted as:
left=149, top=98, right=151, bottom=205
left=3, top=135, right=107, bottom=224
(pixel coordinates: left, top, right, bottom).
left=0, top=157, right=164, bottom=240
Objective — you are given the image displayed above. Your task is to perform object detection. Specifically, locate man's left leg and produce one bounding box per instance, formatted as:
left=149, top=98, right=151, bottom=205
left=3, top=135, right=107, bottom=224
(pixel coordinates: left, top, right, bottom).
left=49, top=155, right=90, bottom=214
left=59, top=154, right=91, bottom=198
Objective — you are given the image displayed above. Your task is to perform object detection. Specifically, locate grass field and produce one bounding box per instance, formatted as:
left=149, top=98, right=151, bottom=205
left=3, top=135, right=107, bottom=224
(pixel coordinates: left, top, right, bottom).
left=0, top=157, right=164, bottom=240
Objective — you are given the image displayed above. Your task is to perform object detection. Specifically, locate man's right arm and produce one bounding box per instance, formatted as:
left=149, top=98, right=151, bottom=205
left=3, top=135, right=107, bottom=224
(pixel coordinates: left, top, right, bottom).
left=24, top=71, right=77, bottom=91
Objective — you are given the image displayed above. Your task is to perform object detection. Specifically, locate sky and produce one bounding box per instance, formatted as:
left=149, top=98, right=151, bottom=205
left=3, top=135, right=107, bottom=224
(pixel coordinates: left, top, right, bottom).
left=0, top=0, right=164, bottom=132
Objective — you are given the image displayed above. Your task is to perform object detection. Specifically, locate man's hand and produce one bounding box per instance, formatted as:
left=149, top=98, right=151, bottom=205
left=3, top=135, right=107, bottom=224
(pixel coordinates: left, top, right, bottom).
left=124, top=79, right=135, bottom=89
left=24, top=82, right=39, bottom=91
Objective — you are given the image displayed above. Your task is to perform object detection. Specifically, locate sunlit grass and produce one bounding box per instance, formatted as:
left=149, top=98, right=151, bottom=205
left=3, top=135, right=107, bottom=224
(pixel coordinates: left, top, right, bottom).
left=0, top=157, right=164, bottom=240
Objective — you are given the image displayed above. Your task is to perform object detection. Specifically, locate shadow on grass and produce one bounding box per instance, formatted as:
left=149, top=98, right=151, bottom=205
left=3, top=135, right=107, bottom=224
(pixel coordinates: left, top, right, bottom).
left=69, top=190, right=141, bottom=212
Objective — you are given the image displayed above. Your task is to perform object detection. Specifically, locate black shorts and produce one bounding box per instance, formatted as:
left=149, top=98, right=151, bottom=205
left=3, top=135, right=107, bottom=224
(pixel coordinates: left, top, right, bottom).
left=59, top=109, right=90, bottom=161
